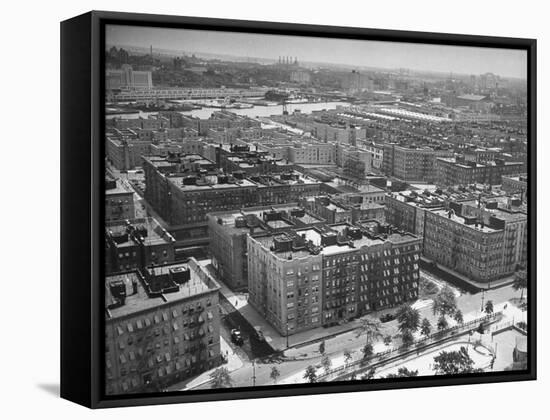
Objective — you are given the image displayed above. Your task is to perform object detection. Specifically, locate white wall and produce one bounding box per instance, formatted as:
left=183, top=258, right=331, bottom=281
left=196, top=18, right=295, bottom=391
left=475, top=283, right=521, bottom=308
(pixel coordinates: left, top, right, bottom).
left=1, top=0, right=547, bottom=418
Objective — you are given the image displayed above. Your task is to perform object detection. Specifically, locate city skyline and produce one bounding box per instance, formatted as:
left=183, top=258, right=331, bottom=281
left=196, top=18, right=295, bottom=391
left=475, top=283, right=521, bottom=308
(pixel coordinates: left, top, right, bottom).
left=106, top=25, right=527, bottom=79
left=102, top=22, right=530, bottom=396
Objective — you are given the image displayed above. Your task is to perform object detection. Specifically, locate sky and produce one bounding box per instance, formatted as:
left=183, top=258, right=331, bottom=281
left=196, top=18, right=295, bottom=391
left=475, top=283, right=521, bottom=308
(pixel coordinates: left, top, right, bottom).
left=106, top=25, right=527, bottom=79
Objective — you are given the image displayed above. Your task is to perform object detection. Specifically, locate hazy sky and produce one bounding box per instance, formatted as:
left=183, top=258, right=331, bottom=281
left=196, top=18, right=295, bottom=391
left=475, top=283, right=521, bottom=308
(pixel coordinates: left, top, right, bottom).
left=106, top=25, right=527, bottom=79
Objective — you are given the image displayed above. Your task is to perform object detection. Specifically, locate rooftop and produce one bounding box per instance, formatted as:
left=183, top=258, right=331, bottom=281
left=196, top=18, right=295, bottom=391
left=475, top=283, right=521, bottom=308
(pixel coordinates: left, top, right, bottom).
left=251, top=222, right=419, bottom=260
left=429, top=208, right=499, bottom=233
left=105, top=260, right=219, bottom=320
left=106, top=178, right=134, bottom=196
left=208, top=203, right=323, bottom=235
left=106, top=217, right=175, bottom=247
left=456, top=94, right=488, bottom=101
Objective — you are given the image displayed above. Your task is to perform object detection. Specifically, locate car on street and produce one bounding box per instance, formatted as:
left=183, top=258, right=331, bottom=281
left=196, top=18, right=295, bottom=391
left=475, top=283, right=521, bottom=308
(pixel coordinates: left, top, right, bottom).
left=230, top=329, right=244, bottom=345
left=380, top=313, right=396, bottom=323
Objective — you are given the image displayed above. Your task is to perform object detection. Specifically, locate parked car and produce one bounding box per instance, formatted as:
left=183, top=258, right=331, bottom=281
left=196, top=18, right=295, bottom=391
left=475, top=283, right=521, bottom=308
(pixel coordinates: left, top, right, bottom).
left=230, top=329, right=244, bottom=345
left=380, top=313, right=396, bottom=323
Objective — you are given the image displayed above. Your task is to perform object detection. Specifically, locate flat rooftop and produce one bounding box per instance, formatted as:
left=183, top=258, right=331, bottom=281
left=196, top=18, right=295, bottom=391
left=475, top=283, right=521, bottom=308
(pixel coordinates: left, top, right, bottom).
left=430, top=209, right=499, bottom=233
left=106, top=217, right=174, bottom=247
left=209, top=203, right=323, bottom=234
left=105, top=261, right=218, bottom=320
left=168, top=176, right=257, bottom=191
left=106, top=179, right=134, bottom=196
left=252, top=223, right=418, bottom=260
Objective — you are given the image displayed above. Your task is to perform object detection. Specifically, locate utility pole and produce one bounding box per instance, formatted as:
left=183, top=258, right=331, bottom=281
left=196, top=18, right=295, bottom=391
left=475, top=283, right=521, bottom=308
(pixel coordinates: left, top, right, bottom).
left=480, top=287, right=486, bottom=313
left=251, top=359, right=256, bottom=387
left=286, top=322, right=289, bottom=349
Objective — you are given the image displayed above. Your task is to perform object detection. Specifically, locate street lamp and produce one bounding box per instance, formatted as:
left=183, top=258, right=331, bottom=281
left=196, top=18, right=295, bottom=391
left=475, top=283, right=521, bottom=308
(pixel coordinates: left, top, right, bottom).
left=251, top=359, right=256, bottom=387
left=286, top=322, right=289, bottom=349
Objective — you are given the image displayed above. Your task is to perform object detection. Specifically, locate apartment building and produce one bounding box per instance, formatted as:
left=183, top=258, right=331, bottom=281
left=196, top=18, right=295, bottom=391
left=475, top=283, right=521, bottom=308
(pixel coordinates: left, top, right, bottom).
left=435, top=157, right=525, bottom=186
left=207, top=204, right=324, bottom=291
left=105, top=259, right=221, bottom=395
left=105, top=217, right=176, bottom=274
left=247, top=221, right=422, bottom=336
left=143, top=154, right=322, bottom=245
left=106, top=176, right=135, bottom=222
left=383, top=143, right=453, bottom=182
left=423, top=199, right=527, bottom=283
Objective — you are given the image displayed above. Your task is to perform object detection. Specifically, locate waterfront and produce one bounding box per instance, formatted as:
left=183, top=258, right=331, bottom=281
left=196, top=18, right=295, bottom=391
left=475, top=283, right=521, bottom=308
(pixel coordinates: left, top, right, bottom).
left=105, top=100, right=350, bottom=120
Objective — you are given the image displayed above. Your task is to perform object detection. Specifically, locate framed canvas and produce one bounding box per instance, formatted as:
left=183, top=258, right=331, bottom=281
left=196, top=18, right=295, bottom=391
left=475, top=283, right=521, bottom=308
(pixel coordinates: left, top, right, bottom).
left=60, top=10, right=536, bottom=408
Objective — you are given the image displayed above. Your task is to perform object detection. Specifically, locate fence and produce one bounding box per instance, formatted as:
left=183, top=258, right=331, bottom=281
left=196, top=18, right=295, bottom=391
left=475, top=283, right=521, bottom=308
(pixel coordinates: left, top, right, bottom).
left=490, top=318, right=527, bottom=337
left=317, top=311, right=502, bottom=382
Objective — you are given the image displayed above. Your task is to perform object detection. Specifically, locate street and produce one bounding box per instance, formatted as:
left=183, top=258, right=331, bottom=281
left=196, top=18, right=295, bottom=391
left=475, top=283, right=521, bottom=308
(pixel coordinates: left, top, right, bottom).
left=191, top=280, right=526, bottom=389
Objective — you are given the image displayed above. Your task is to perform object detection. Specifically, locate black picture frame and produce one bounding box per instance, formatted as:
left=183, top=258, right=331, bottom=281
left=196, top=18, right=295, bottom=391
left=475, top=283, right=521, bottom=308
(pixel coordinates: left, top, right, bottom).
left=61, top=10, right=536, bottom=409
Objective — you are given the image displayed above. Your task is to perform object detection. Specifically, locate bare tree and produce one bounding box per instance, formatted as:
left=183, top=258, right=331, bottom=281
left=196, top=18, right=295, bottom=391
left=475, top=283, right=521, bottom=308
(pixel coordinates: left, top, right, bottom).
left=269, top=366, right=281, bottom=384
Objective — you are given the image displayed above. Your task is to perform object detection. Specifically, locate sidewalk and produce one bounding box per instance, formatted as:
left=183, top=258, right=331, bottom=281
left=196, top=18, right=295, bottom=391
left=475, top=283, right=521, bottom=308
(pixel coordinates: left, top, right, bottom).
left=166, top=336, right=244, bottom=391
left=211, top=266, right=401, bottom=353
left=204, top=262, right=358, bottom=351
left=279, top=297, right=525, bottom=385
left=420, top=257, right=516, bottom=292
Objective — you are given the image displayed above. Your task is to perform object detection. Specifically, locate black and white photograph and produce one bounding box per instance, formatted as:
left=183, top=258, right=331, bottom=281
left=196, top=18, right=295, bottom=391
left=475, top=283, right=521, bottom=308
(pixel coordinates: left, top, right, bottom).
left=102, top=21, right=532, bottom=397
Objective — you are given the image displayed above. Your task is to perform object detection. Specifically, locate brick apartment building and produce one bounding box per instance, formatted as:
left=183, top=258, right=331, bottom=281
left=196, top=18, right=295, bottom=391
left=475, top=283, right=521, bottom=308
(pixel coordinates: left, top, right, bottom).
left=105, top=217, right=176, bottom=274
left=247, top=221, right=422, bottom=336
left=105, top=259, right=221, bottom=395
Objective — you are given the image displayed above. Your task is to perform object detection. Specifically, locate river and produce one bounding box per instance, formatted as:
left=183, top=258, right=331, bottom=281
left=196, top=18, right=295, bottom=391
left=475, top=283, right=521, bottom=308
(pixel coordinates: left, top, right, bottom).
left=106, top=101, right=351, bottom=120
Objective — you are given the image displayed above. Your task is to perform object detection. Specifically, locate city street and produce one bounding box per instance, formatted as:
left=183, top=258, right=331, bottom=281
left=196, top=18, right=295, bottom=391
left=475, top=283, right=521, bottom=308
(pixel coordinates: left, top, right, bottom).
left=187, top=268, right=526, bottom=389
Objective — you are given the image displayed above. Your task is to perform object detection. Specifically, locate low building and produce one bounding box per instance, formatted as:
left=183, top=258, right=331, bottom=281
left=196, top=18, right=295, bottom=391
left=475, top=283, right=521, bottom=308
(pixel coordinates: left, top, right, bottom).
left=105, top=259, right=221, bottom=395
left=106, top=176, right=135, bottom=222
left=105, top=218, right=176, bottom=274
left=309, top=196, right=353, bottom=224
left=435, top=157, right=525, bottom=186
left=502, top=174, right=528, bottom=197
left=106, top=65, right=153, bottom=90
left=383, top=143, right=453, bottom=183
left=288, top=141, right=336, bottom=165
left=290, top=70, right=311, bottom=84
left=106, top=137, right=152, bottom=171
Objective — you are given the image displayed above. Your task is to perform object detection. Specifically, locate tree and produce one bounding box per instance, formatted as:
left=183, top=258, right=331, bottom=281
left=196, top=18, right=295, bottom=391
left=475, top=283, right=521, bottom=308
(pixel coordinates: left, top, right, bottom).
left=303, top=365, right=317, bottom=383
left=433, top=286, right=457, bottom=318
left=485, top=300, right=494, bottom=315
left=513, top=270, right=528, bottom=301
left=433, top=346, right=482, bottom=375
left=453, top=309, right=464, bottom=325
left=318, top=340, right=326, bottom=355
left=517, top=321, right=527, bottom=331
left=400, top=329, right=415, bottom=347
left=356, top=316, right=383, bottom=345
left=383, top=334, right=393, bottom=346
left=269, top=366, right=280, bottom=384
left=210, top=367, right=233, bottom=389
left=476, top=322, right=485, bottom=335
left=321, top=355, right=332, bottom=374
left=396, top=305, right=421, bottom=333
left=437, top=315, right=448, bottom=331
left=361, top=342, right=374, bottom=360
left=420, top=318, right=432, bottom=337
left=385, top=367, right=419, bottom=378
left=343, top=349, right=353, bottom=366
left=361, top=368, right=376, bottom=380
